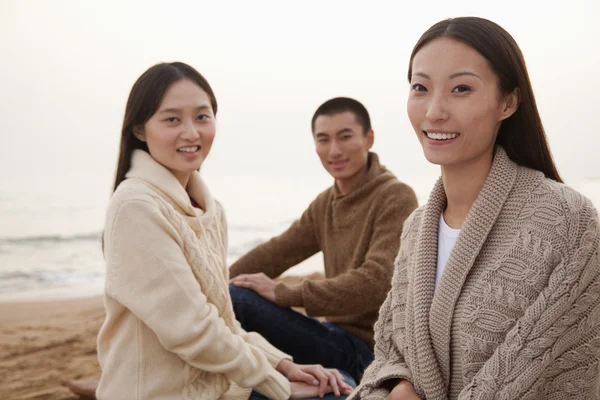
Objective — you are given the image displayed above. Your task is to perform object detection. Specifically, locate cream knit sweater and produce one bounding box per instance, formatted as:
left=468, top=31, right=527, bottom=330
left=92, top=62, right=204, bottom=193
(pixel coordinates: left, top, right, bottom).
left=97, top=150, right=292, bottom=400
left=351, top=147, right=600, bottom=399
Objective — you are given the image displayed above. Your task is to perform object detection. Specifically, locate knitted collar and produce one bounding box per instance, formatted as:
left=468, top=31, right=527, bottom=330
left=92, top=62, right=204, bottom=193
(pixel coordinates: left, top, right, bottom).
left=126, top=149, right=216, bottom=222
left=332, top=152, right=390, bottom=200
left=410, top=146, right=538, bottom=398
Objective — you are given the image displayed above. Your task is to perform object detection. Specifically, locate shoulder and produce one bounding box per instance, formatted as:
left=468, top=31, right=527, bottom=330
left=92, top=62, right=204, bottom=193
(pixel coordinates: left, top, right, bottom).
left=378, top=176, right=418, bottom=202
left=306, top=186, right=335, bottom=212
left=521, top=174, right=599, bottom=253
left=106, top=179, right=167, bottom=224
left=401, top=206, right=425, bottom=239
left=529, top=176, right=597, bottom=225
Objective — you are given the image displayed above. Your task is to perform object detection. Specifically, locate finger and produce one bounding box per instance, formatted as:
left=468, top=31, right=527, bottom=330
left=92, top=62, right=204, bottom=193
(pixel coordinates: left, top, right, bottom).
left=316, top=371, right=328, bottom=398
left=331, top=369, right=351, bottom=392
left=324, top=370, right=340, bottom=397
left=296, top=370, right=319, bottom=386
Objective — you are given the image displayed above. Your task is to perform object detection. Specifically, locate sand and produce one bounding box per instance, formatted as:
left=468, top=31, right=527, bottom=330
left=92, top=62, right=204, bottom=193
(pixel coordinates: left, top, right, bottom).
left=0, top=255, right=324, bottom=400
left=0, top=296, right=104, bottom=400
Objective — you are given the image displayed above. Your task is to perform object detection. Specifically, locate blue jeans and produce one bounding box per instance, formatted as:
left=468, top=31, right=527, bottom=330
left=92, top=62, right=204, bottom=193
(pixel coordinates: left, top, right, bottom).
left=249, top=370, right=356, bottom=400
left=229, top=285, right=374, bottom=385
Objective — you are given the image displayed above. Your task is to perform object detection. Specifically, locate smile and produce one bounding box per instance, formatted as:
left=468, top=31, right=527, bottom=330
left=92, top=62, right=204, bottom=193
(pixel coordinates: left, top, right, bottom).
left=177, top=146, right=200, bottom=153
left=424, top=131, right=460, bottom=140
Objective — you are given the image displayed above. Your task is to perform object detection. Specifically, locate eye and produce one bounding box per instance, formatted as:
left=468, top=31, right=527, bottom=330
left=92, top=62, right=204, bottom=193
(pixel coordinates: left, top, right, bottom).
left=411, top=83, right=427, bottom=92
left=341, top=134, right=352, bottom=140
left=197, top=114, right=210, bottom=121
left=452, top=85, right=471, bottom=93
left=164, top=117, right=178, bottom=123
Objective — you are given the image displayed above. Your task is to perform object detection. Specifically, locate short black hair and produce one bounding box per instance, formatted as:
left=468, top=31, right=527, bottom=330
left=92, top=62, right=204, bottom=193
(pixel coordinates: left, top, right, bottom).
left=311, top=97, right=372, bottom=134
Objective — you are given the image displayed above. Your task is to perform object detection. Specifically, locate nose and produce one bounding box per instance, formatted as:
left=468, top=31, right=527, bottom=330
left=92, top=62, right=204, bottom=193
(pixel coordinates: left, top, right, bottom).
left=329, top=139, right=343, bottom=157
left=425, top=94, right=449, bottom=122
left=180, top=119, right=200, bottom=141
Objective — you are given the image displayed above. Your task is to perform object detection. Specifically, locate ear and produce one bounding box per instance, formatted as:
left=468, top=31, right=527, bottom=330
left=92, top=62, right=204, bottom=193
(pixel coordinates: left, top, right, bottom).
left=366, top=129, right=375, bottom=149
left=499, top=88, right=520, bottom=121
left=133, top=126, right=146, bottom=142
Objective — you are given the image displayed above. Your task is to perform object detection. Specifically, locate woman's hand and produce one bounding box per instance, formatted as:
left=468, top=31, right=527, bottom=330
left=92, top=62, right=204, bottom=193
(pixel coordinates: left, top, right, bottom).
left=277, top=359, right=353, bottom=397
left=387, top=380, right=420, bottom=400
left=290, top=381, right=333, bottom=399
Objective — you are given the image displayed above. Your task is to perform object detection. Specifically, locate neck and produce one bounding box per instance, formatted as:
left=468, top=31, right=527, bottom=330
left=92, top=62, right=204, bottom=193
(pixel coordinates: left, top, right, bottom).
left=336, top=164, right=368, bottom=195
left=171, top=170, right=192, bottom=189
left=441, top=150, right=494, bottom=229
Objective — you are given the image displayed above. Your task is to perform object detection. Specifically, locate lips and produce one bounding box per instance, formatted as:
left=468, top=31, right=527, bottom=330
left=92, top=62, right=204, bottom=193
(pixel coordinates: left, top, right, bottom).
left=177, top=145, right=200, bottom=153
left=424, top=131, right=460, bottom=141
left=330, top=160, right=349, bottom=168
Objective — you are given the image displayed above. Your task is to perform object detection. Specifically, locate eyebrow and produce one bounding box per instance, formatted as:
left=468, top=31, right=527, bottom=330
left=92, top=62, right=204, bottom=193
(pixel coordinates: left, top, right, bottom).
left=449, top=71, right=482, bottom=80
left=158, top=105, right=211, bottom=114
left=315, top=127, right=354, bottom=138
left=412, top=71, right=482, bottom=81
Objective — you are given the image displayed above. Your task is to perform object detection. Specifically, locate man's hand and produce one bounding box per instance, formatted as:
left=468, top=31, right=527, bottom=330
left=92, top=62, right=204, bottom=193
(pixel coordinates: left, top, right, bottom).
left=230, top=273, right=277, bottom=303
left=276, top=359, right=352, bottom=398
left=387, top=380, right=420, bottom=400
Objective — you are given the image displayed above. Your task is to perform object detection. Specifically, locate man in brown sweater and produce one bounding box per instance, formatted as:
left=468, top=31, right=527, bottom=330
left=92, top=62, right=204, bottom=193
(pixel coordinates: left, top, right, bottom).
left=229, top=97, right=418, bottom=385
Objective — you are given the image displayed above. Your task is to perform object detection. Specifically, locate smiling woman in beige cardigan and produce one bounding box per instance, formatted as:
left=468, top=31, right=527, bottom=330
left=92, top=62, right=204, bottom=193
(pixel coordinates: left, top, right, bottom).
left=93, top=62, right=352, bottom=400
left=350, top=17, right=600, bottom=400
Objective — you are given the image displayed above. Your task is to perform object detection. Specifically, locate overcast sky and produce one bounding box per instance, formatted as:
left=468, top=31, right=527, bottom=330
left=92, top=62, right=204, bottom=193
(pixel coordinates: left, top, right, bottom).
left=1, top=0, right=599, bottom=221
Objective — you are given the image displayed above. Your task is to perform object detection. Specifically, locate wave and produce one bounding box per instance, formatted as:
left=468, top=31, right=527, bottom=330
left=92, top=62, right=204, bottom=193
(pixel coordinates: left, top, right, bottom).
left=0, top=232, right=103, bottom=245
left=0, top=221, right=290, bottom=247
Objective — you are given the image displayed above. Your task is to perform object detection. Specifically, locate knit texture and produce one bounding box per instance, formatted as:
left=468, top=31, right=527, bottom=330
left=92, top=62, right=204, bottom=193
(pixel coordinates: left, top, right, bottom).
left=229, top=153, right=419, bottom=344
left=96, top=150, right=291, bottom=400
left=350, top=147, right=600, bottom=400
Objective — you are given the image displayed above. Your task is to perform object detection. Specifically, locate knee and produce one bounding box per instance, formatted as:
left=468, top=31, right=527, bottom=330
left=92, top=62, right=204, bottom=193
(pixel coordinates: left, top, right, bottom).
left=229, top=284, right=261, bottom=304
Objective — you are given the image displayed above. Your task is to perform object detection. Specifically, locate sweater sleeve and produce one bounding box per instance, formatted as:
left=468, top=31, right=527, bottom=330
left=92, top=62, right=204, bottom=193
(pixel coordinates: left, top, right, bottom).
left=458, top=202, right=600, bottom=399
left=233, top=319, right=293, bottom=368
left=104, top=199, right=290, bottom=400
left=274, top=186, right=418, bottom=315
left=348, top=244, right=414, bottom=400
left=229, top=199, right=321, bottom=279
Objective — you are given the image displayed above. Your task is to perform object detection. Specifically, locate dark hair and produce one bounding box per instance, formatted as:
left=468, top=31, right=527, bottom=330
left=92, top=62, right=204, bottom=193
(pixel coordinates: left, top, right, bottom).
left=113, top=62, right=218, bottom=192
left=408, top=17, right=562, bottom=182
left=311, top=97, right=372, bottom=135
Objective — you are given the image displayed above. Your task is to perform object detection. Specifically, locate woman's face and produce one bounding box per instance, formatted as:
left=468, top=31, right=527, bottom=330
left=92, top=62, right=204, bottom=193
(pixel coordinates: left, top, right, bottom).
left=134, top=79, right=216, bottom=187
left=407, top=37, right=518, bottom=169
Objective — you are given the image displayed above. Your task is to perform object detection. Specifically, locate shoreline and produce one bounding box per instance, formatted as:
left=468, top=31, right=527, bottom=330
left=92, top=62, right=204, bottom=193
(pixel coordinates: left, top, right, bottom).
left=0, top=253, right=324, bottom=304
left=0, top=256, right=324, bottom=399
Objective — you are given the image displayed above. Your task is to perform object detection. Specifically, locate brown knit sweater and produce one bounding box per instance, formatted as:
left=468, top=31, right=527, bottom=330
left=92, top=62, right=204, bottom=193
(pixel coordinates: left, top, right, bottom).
left=350, top=147, right=600, bottom=400
left=229, top=153, right=418, bottom=344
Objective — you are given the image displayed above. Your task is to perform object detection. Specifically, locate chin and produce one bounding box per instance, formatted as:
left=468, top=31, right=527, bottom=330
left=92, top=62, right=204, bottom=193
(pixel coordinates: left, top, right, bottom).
left=422, top=149, right=452, bottom=166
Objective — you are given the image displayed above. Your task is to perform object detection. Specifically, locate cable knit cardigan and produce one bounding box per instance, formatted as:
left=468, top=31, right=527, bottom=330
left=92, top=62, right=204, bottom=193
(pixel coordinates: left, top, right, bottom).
left=96, top=150, right=291, bottom=400
left=350, top=147, right=600, bottom=400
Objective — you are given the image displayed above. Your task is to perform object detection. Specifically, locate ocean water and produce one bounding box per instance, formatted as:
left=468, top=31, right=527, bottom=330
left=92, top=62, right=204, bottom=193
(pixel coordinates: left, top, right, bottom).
left=1, top=174, right=598, bottom=297
left=0, top=174, right=305, bottom=297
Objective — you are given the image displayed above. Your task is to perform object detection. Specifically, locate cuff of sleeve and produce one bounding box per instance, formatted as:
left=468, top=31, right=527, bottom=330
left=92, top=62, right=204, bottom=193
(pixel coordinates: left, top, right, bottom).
left=352, top=362, right=412, bottom=399
left=274, top=282, right=304, bottom=307
left=254, top=368, right=291, bottom=400
left=372, top=363, right=412, bottom=387
left=349, top=386, right=392, bottom=400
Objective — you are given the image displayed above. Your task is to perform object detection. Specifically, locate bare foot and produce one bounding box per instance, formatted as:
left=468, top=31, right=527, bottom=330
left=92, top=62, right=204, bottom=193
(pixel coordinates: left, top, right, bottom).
left=62, top=380, right=98, bottom=399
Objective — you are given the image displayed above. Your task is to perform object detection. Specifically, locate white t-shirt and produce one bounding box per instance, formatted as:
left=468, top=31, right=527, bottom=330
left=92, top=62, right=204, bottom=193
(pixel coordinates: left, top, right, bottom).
left=436, top=213, right=461, bottom=289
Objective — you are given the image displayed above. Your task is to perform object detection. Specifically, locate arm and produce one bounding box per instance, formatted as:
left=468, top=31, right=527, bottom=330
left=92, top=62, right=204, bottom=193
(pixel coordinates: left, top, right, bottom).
left=458, top=206, right=600, bottom=399
left=104, top=199, right=290, bottom=400
left=348, top=252, right=415, bottom=400
left=229, top=200, right=321, bottom=279
left=233, top=319, right=292, bottom=368
left=274, top=187, right=418, bottom=316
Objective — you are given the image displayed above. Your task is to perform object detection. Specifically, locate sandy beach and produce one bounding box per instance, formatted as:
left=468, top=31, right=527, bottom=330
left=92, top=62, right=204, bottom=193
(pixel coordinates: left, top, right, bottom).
left=0, top=255, right=324, bottom=400
left=0, top=295, right=104, bottom=400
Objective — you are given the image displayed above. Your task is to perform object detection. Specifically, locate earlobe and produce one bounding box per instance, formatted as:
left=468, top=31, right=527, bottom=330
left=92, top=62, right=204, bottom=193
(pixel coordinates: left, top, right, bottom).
left=501, top=88, right=520, bottom=121
left=133, top=126, right=146, bottom=142
left=367, top=129, right=375, bottom=149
